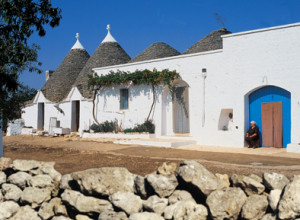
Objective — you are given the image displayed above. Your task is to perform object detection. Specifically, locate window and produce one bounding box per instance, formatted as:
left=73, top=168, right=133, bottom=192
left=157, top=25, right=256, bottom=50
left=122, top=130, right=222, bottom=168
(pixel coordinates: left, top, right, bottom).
left=120, top=89, right=129, bottom=109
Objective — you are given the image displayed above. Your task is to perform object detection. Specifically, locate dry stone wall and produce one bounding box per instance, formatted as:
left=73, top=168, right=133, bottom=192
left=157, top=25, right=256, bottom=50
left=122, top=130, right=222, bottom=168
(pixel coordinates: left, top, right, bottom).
left=0, top=157, right=299, bottom=220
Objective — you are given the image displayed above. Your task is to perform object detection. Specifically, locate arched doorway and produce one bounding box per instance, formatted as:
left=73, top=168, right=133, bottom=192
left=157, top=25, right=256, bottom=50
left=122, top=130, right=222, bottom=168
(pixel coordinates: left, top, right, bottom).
left=248, top=86, right=291, bottom=148
left=172, top=81, right=190, bottom=133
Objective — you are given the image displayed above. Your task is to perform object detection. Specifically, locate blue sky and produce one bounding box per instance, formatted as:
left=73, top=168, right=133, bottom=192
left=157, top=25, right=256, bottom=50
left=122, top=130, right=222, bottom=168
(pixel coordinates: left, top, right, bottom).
left=20, top=0, right=300, bottom=90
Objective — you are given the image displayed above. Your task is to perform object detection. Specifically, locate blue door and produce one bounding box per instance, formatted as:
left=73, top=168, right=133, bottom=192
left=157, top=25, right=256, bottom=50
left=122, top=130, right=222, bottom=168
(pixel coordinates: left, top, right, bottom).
left=249, top=86, right=291, bottom=148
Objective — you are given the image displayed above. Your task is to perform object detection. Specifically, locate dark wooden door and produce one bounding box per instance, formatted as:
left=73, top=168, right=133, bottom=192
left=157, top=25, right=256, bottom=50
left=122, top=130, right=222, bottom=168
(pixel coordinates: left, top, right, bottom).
left=37, top=103, right=44, bottom=130
left=75, top=101, right=80, bottom=132
left=261, top=102, right=282, bottom=148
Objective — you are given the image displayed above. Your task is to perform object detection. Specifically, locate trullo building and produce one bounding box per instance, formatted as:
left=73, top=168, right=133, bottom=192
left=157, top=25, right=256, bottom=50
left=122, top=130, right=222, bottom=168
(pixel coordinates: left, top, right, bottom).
left=21, top=23, right=300, bottom=152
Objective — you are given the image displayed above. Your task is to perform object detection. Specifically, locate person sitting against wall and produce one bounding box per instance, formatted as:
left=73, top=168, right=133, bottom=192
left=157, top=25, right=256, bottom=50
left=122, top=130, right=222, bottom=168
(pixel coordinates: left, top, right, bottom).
left=245, top=121, right=260, bottom=148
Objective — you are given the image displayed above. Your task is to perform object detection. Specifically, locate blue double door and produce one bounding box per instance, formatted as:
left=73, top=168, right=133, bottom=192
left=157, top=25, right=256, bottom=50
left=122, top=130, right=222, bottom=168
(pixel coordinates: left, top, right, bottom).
left=249, top=86, right=291, bottom=148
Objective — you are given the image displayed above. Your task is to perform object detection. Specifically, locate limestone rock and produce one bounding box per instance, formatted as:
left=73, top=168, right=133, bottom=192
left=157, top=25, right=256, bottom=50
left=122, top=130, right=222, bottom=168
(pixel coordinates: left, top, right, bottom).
left=263, top=172, right=289, bottom=190
left=176, top=160, right=220, bottom=196
left=71, top=167, right=135, bottom=197
left=1, top=183, right=22, bottom=202
left=260, top=213, right=277, bottom=220
left=248, top=173, right=263, bottom=183
left=241, top=194, right=268, bottom=220
left=0, top=191, right=3, bottom=202
left=134, top=175, right=148, bottom=199
left=8, top=172, right=31, bottom=189
left=0, top=157, right=12, bottom=171
left=109, top=191, right=143, bottom=215
left=0, top=172, right=6, bottom=185
left=278, top=175, right=300, bottom=219
left=59, top=174, right=73, bottom=190
left=206, top=187, right=247, bottom=220
left=216, top=173, right=230, bottom=189
left=129, top=212, right=164, bottom=220
left=157, top=162, right=177, bottom=175
left=12, top=160, right=55, bottom=173
left=0, top=201, right=19, bottom=219
left=61, top=189, right=113, bottom=214
left=38, top=198, right=67, bottom=220
left=98, top=211, right=128, bottom=220
left=76, top=215, right=93, bottom=220
left=40, top=167, right=62, bottom=182
left=143, top=195, right=168, bottom=215
left=27, top=174, right=54, bottom=188
left=231, top=174, right=265, bottom=195
left=168, top=190, right=195, bottom=205
left=51, top=217, right=72, bottom=220
left=9, top=205, right=41, bottom=220
left=268, top=189, right=282, bottom=212
left=164, top=201, right=207, bottom=220
left=146, top=174, right=178, bottom=198
left=20, top=187, right=51, bottom=207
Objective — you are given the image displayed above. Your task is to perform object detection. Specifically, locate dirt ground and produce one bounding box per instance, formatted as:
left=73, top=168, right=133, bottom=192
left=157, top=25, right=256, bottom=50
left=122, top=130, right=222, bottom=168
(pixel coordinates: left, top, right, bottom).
left=3, top=135, right=300, bottom=178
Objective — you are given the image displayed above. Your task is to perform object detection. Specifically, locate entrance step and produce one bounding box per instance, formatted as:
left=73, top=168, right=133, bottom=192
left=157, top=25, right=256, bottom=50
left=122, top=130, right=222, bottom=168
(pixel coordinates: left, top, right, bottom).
left=113, top=138, right=197, bottom=148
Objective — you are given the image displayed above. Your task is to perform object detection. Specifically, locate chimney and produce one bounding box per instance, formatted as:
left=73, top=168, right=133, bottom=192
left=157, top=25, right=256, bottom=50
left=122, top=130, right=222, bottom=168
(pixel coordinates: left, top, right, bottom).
left=46, top=70, right=54, bottom=81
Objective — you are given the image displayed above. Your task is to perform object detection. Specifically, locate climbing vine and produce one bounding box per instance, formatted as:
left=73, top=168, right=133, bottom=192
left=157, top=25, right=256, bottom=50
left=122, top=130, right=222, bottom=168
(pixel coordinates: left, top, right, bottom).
left=88, top=68, right=180, bottom=124
left=88, top=68, right=180, bottom=93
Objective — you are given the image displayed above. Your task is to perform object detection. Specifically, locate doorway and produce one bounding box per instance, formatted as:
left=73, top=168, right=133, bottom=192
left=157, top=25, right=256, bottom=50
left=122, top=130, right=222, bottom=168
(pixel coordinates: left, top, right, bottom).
left=71, top=101, right=80, bottom=132
left=173, top=85, right=190, bottom=133
left=261, top=102, right=282, bottom=148
left=37, top=103, right=44, bottom=130
left=248, top=86, right=290, bottom=148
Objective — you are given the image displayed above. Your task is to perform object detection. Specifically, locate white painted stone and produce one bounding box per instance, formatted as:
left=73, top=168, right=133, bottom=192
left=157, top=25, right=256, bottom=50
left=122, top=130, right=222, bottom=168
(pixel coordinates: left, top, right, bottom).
left=71, top=33, right=85, bottom=50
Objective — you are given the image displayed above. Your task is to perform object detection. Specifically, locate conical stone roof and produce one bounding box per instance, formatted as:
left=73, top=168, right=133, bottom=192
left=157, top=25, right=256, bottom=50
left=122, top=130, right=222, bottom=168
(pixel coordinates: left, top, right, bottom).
left=129, top=42, right=180, bottom=63
left=74, top=31, right=131, bottom=99
left=183, top=28, right=231, bottom=55
left=41, top=35, right=90, bottom=103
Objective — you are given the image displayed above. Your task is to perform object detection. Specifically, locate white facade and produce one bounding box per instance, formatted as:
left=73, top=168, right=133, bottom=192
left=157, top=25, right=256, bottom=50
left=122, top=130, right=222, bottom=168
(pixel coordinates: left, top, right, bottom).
left=21, top=22, right=300, bottom=149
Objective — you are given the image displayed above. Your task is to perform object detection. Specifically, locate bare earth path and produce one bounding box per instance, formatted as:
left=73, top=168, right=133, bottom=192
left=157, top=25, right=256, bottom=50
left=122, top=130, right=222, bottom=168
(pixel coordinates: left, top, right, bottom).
left=3, top=135, right=300, bottom=178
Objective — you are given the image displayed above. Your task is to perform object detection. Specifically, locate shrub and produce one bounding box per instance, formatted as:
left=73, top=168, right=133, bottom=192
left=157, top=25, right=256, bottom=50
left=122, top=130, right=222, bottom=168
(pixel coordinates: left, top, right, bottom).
left=133, top=120, right=155, bottom=134
left=90, top=120, right=117, bottom=133
left=123, top=120, right=155, bottom=134
left=124, top=128, right=134, bottom=133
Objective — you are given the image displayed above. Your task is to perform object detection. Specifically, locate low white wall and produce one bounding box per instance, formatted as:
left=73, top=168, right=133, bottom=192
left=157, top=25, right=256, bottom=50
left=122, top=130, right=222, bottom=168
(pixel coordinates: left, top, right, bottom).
left=82, top=132, right=155, bottom=139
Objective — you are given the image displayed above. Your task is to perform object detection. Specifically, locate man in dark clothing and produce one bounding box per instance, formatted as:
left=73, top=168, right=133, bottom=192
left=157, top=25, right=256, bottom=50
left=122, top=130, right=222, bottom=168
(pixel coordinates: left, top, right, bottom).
left=245, top=121, right=260, bottom=148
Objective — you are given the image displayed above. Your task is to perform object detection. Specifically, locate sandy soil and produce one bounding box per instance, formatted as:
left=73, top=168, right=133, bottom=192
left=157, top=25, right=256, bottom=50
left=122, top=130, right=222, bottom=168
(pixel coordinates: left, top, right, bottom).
left=3, top=135, right=300, bottom=178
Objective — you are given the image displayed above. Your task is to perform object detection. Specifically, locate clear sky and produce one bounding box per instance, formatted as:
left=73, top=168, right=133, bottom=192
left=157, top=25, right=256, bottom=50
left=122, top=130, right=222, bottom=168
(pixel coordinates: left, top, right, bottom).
left=20, top=0, right=300, bottom=90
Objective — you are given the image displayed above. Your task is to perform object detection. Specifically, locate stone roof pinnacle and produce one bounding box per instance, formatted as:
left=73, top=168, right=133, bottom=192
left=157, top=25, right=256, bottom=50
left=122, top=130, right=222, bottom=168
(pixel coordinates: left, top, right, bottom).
left=101, top=24, right=117, bottom=43
left=71, top=33, right=85, bottom=50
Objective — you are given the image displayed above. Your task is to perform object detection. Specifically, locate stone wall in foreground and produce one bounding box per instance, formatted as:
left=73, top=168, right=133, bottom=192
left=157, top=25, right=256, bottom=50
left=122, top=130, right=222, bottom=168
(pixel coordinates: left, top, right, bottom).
left=0, top=158, right=299, bottom=220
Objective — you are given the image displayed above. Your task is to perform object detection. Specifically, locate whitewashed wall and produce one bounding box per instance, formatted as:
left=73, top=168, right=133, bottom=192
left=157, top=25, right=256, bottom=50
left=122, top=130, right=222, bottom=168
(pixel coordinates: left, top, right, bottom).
left=222, top=23, right=300, bottom=144
left=93, top=23, right=300, bottom=147
left=22, top=22, right=300, bottom=148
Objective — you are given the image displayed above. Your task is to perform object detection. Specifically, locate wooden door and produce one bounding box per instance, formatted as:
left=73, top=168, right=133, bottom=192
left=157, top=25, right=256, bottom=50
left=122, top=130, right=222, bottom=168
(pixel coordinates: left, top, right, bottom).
left=75, top=101, right=80, bottom=132
left=37, top=103, right=44, bottom=130
left=261, top=102, right=282, bottom=148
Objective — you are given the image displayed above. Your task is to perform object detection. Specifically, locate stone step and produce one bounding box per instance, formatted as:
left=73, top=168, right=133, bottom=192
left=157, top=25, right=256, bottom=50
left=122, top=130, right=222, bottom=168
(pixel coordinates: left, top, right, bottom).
left=113, top=139, right=197, bottom=148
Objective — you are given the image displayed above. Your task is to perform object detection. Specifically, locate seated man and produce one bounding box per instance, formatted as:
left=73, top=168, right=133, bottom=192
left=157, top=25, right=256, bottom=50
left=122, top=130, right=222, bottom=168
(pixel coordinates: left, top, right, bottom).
left=245, top=121, right=259, bottom=148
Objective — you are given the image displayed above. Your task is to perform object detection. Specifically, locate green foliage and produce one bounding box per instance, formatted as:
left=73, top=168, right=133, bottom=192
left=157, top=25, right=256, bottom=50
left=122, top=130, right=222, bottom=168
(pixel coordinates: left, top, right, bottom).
left=90, top=121, right=117, bottom=133
left=123, top=128, right=135, bottom=133
left=0, top=0, right=62, bottom=122
left=88, top=68, right=180, bottom=94
left=1, top=85, right=37, bottom=130
left=134, top=120, right=155, bottom=134
left=124, top=120, right=155, bottom=134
